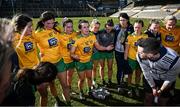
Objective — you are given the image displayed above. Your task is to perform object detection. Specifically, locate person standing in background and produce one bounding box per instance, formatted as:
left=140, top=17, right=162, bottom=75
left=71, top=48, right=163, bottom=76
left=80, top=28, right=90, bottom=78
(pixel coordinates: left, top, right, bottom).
left=97, top=19, right=115, bottom=86
left=11, top=14, right=39, bottom=69
left=59, top=18, right=77, bottom=96
left=144, top=19, right=161, bottom=42
left=159, top=15, right=180, bottom=105
left=124, top=19, right=148, bottom=97
left=70, top=20, right=114, bottom=100
left=35, top=11, right=69, bottom=106
left=160, top=15, right=180, bottom=55
left=89, top=19, right=101, bottom=87
left=114, top=13, right=134, bottom=92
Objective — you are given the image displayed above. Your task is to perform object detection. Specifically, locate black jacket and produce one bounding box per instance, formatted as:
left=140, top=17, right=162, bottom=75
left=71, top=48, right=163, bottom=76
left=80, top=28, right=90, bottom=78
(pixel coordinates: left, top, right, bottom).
left=114, top=24, right=134, bottom=49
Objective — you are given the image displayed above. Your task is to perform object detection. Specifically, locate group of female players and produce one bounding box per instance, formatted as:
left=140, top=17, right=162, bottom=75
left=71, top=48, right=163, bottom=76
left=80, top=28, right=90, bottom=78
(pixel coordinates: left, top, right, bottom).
left=1, top=10, right=179, bottom=106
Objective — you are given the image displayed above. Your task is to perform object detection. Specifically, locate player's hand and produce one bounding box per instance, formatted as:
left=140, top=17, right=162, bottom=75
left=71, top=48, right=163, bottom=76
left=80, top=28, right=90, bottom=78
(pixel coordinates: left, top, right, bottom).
left=72, top=55, right=80, bottom=61
left=106, top=45, right=114, bottom=51
left=157, top=89, right=162, bottom=96
left=152, top=88, right=158, bottom=96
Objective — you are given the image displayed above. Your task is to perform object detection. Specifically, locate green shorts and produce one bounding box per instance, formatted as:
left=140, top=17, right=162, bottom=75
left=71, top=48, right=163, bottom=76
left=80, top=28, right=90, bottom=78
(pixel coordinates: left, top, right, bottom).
left=65, top=61, right=75, bottom=70
left=128, top=58, right=140, bottom=71
left=99, top=51, right=114, bottom=59
left=56, top=59, right=66, bottom=73
left=75, top=61, right=93, bottom=72
left=91, top=51, right=101, bottom=60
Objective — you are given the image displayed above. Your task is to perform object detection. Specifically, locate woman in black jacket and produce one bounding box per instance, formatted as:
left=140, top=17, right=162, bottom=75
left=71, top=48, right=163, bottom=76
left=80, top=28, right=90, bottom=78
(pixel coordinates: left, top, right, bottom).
left=114, top=13, right=134, bottom=92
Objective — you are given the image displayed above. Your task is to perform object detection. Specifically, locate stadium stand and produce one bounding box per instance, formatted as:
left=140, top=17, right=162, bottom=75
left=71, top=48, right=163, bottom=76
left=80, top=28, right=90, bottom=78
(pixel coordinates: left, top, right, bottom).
left=132, top=9, right=175, bottom=19
left=132, top=6, right=144, bottom=11
left=0, top=0, right=118, bottom=18
left=174, top=10, right=180, bottom=19
left=0, top=0, right=179, bottom=19
left=143, top=5, right=162, bottom=10
left=110, top=3, right=180, bottom=20
left=110, top=6, right=146, bottom=18
left=163, top=4, right=180, bottom=10
left=0, top=0, right=2, bottom=6
left=110, top=10, right=138, bottom=17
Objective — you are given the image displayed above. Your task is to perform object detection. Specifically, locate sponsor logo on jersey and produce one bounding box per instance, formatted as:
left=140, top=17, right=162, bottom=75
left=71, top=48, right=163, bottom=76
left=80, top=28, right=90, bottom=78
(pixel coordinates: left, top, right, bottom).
left=134, top=41, right=138, bottom=46
left=83, top=47, right=91, bottom=53
left=67, top=43, right=72, bottom=50
left=24, top=42, right=33, bottom=52
left=48, top=38, right=58, bottom=47
left=67, top=39, right=75, bottom=50
left=165, top=35, right=174, bottom=42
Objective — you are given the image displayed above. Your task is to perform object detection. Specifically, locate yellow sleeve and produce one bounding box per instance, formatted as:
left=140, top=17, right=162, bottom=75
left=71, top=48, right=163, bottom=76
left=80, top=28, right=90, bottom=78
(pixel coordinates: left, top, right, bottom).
left=127, top=35, right=131, bottom=44
left=55, top=25, right=61, bottom=33
left=92, top=34, right=97, bottom=43
left=73, top=39, right=78, bottom=47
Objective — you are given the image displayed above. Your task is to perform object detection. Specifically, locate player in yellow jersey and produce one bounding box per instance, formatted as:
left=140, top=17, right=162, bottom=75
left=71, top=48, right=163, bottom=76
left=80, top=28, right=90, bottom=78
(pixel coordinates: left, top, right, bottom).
left=124, top=20, right=148, bottom=97
left=160, top=15, right=180, bottom=103
left=70, top=20, right=114, bottom=100
left=35, top=11, right=69, bottom=106
left=160, top=15, right=180, bottom=54
left=59, top=19, right=77, bottom=95
left=12, top=14, right=39, bottom=69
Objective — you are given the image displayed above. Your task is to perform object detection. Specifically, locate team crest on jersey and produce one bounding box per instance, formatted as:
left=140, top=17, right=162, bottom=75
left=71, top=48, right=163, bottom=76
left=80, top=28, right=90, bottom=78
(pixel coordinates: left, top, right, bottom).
left=83, top=47, right=91, bottom=53
left=165, top=35, right=174, bottom=42
left=134, top=41, right=138, bottom=46
left=24, top=42, right=33, bottom=52
left=67, top=43, right=72, bottom=50
left=48, top=38, right=58, bottom=47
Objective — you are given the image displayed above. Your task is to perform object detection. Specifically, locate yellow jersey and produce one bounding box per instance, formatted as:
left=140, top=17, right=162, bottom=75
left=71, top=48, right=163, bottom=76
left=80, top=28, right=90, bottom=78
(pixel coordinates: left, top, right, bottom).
left=55, top=25, right=61, bottom=33
left=160, top=27, right=180, bottom=54
left=73, top=34, right=97, bottom=63
left=34, top=29, right=61, bottom=63
left=59, top=31, right=77, bottom=63
left=127, top=33, right=148, bottom=60
left=12, top=32, right=39, bottom=69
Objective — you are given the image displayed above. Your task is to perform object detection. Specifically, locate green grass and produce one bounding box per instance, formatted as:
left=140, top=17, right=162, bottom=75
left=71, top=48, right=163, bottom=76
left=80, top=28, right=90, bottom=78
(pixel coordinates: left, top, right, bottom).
left=33, top=17, right=180, bottom=106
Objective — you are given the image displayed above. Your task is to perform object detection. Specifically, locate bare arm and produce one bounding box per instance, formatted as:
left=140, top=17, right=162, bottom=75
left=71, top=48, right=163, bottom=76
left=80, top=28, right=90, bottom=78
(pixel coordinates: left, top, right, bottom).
left=124, top=42, right=129, bottom=60
left=94, top=41, right=114, bottom=51
left=70, top=46, right=80, bottom=61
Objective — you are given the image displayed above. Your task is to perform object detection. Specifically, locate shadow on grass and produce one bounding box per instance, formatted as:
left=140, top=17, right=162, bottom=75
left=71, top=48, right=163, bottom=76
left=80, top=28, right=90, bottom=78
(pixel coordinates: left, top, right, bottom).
left=71, top=95, right=99, bottom=106
left=70, top=83, right=180, bottom=106
left=70, top=87, right=142, bottom=106
left=102, top=82, right=144, bottom=103
left=86, top=94, right=142, bottom=106
left=82, top=82, right=143, bottom=106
